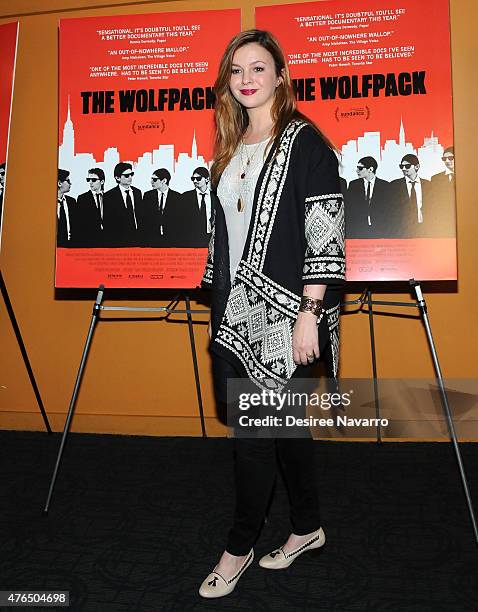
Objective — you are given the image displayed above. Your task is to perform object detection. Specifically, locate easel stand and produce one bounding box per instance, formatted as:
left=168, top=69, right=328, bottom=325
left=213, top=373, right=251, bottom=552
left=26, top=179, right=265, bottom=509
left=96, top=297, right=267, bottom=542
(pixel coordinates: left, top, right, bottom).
left=44, top=285, right=208, bottom=513
left=344, top=279, right=478, bottom=544
left=0, top=270, right=51, bottom=433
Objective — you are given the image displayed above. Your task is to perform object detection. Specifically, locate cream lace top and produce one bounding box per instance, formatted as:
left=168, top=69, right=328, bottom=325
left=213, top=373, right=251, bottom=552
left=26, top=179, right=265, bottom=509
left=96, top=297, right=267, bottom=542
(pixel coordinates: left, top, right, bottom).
left=217, top=139, right=270, bottom=282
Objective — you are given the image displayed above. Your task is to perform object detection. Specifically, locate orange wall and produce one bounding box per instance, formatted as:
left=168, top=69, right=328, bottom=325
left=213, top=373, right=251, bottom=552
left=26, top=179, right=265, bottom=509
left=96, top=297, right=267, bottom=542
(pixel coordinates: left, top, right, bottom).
left=0, top=0, right=477, bottom=438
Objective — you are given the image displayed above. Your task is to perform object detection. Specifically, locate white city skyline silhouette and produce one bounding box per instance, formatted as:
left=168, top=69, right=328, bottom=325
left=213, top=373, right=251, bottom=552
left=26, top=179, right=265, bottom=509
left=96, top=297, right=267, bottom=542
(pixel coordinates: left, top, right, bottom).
left=58, top=99, right=209, bottom=198
left=59, top=100, right=451, bottom=196
left=339, top=118, right=451, bottom=184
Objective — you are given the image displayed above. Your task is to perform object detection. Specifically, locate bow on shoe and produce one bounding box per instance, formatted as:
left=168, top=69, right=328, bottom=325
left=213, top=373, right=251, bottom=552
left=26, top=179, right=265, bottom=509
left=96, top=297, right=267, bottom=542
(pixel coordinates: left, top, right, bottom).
left=199, top=549, right=255, bottom=599
left=259, top=528, right=326, bottom=570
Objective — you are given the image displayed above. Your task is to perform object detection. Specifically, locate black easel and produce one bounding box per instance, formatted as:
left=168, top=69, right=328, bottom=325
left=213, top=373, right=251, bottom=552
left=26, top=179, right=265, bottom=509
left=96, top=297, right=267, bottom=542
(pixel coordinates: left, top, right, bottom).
left=344, top=279, right=478, bottom=544
left=0, top=270, right=51, bottom=433
left=44, top=285, right=208, bottom=512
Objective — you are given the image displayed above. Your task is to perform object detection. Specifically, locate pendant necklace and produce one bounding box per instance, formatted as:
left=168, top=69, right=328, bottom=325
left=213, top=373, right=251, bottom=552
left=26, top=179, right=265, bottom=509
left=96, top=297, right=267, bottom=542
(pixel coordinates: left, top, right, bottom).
left=237, top=195, right=245, bottom=213
left=237, top=139, right=265, bottom=213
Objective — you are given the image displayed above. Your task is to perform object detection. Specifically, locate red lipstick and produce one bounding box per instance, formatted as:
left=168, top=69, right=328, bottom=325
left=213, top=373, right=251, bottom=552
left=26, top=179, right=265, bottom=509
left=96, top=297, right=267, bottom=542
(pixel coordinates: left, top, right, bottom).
left=240, top=89, right=257, bottom=95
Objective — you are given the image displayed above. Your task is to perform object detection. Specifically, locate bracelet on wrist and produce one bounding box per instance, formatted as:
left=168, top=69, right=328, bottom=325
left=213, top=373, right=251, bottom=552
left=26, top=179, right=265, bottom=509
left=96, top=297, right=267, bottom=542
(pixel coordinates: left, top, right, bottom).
left=299, top=296, right=323, bottom=316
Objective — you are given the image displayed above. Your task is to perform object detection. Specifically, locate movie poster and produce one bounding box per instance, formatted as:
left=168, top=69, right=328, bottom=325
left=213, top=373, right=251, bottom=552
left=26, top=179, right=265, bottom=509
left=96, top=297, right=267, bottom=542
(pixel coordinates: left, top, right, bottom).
left=0, top=22, right=19, bottom=250
left=256, top=0, right=456, bottom=281
left=56, top=9, right=240, bottom=288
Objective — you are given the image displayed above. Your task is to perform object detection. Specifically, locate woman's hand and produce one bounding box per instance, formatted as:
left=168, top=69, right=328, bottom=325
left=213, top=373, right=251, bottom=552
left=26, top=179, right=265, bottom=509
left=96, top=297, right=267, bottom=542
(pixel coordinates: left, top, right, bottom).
left=292, top=311, right=320, bottom=366
left=208, top=319, right=212, bottom=340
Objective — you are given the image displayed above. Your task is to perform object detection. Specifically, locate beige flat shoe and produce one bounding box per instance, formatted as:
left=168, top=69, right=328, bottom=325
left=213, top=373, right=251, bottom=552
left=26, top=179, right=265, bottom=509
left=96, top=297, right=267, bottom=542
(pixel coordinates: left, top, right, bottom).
left=199, top=549, right=254, bottom=598
left=259, top=527, right=325, bottom=569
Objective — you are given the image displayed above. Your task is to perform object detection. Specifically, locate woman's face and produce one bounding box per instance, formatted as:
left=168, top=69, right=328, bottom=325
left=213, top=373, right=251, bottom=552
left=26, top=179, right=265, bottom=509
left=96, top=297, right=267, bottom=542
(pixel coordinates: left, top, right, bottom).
left=229, top=42, right=281, bottom=112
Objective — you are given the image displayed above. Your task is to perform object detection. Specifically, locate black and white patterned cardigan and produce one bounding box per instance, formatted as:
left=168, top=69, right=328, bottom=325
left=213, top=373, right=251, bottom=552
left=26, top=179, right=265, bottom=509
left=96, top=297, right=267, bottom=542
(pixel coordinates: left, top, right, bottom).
left=202, top=119, right=345, bottom=395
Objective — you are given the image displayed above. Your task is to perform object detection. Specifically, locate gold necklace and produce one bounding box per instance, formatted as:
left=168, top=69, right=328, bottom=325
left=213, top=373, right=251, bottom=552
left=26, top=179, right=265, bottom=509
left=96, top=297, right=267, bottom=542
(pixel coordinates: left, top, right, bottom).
left=237, top=140, right=267, bottom=212
left=239, top=140, right=264, bottom=180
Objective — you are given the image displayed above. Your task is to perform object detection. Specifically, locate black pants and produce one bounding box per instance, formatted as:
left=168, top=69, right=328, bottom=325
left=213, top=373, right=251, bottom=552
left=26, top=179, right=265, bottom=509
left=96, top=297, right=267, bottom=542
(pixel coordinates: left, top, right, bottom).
left=225, top=436, right=321, bottom=556
left=225, top=363, right=321, bottom=556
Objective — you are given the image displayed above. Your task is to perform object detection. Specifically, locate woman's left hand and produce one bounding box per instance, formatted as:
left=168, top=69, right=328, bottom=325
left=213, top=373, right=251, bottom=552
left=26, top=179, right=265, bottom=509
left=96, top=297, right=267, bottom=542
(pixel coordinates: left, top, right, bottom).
left=292, top=311, right=320, bottom=366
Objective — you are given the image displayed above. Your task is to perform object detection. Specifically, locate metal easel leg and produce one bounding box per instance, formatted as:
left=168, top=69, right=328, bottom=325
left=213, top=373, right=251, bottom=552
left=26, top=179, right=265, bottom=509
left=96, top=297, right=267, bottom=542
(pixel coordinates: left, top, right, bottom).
left=367, top=289, right=381, bottom=444
left=1, top=270, right=52, bottom=433
left=43, top=286, right=104, bottom=513
left=184, top=293, right=207, bottom=438
left=410, top=280, right=478, bottom=544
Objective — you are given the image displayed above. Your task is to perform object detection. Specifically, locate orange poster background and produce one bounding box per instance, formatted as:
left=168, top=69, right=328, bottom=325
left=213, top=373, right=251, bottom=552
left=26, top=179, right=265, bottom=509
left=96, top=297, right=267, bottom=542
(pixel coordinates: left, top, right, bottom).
left=56, top=9, right=240, bottom=288
left=256, top=0, right=457, bottom=281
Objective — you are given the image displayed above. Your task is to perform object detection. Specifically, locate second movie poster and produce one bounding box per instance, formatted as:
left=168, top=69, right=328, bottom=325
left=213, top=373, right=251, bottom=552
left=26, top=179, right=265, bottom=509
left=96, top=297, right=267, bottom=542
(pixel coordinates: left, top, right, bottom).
left=56, top=9, right=240, bottom=288
left=257, top=0, right=456, bottom=281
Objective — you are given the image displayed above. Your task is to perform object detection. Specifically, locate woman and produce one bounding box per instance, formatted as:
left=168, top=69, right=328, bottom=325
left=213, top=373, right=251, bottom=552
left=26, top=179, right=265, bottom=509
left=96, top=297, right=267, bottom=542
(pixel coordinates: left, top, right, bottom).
left=199, top=30, right=345, bottom=598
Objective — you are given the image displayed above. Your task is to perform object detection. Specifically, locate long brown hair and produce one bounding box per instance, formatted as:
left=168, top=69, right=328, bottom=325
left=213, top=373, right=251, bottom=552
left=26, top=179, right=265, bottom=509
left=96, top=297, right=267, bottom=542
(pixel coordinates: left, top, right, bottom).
left=211, top=29, right=333, bottom=187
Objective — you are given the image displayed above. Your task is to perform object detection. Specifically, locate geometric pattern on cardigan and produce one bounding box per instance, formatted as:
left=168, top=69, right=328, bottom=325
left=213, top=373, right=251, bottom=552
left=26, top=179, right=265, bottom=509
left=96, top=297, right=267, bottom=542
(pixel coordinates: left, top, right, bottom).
left=326, top=303, right=340, bottom=376
left=215, top=261, right=304, bottom=390
left=248, top=120, right=305, bottom=272
left=205, top=120, right=344, bottom=389
left=303, top=193, right=346, bottom=281
left=202, top=224, right=214, bottom=285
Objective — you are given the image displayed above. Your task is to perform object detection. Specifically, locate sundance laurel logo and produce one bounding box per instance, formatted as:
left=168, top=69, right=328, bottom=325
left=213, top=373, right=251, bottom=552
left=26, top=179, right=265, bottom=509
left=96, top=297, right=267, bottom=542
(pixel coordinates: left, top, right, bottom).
left=132, top=119, right=165, bottom=134
left=335, top=105, right=370, bottom=121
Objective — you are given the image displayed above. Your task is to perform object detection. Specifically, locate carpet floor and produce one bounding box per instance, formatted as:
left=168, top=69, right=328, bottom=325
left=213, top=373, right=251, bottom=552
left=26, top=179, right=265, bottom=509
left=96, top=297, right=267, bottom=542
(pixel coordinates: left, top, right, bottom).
left=0, top=431, right=477, bottom=611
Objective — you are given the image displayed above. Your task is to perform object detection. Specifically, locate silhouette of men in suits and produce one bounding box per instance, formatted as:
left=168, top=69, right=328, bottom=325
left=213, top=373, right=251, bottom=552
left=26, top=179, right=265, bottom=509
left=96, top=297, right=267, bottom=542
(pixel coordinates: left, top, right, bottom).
left=181, top=167, right=218, bottom=247
left=430, top=147, right=456, bottom=237
left=76, top=167, right=105, bottom=247
left=389, top=154, right=431, bottom=237
left=339, top=176, right=347, bottom=200
left=57, top=169, right=77, bottom=247
left=103, top=162, right=143, bottom=247
left=345, top=156, right=391, bottom=238
left=432, top=147, right=454, bottom=188
left=142, top=168, right=183, bottom=246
